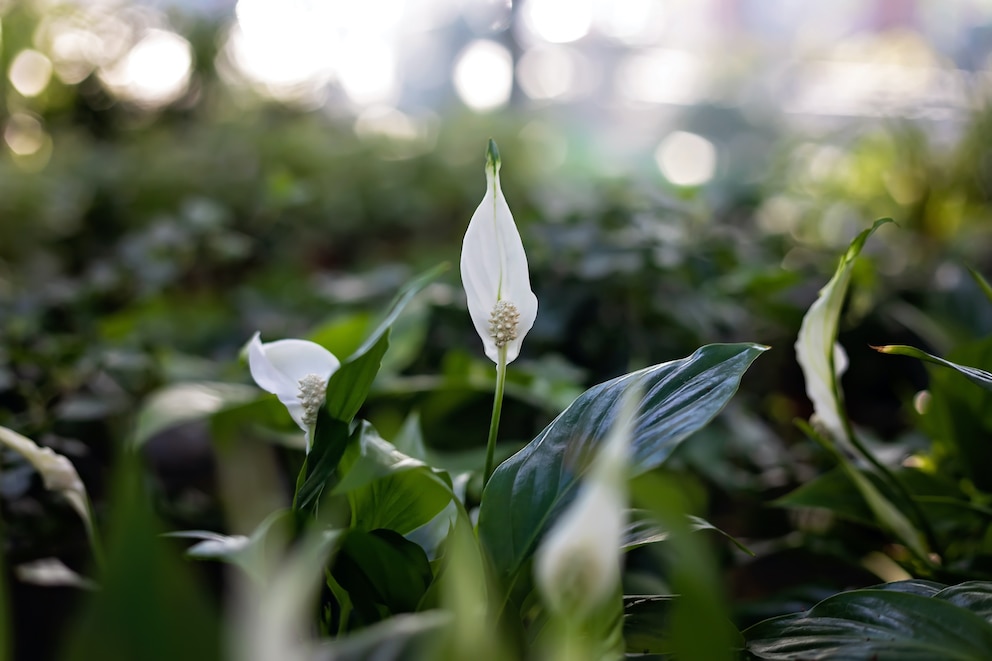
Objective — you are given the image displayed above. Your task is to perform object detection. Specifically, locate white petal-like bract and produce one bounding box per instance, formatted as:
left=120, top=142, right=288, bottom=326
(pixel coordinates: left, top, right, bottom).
left=247, top=332, right=340, bottom=438
left=460, top=140, right=538, bottom=364
left=533, top=393, right=633, bottom=618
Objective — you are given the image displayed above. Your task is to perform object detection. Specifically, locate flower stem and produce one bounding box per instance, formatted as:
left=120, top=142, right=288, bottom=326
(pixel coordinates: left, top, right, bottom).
left=483, top=347, right=508, bottom=487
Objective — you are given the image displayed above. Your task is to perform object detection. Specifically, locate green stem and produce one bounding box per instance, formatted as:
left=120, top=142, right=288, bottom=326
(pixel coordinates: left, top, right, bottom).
left=839, top=403, right=942, bottom=559
left=483, top=347, right=508, bottom=487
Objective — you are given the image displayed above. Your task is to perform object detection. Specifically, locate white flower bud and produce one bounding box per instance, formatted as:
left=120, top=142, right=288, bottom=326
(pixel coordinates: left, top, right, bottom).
left=460, top=140, right=538, bottom=364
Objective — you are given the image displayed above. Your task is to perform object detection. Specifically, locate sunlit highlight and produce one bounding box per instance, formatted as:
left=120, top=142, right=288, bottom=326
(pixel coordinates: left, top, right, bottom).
left=336, top=38, right=398, bottom=106
left=453, top=40, right=513, bottom=111
left=593, top=0, right=667, bottom=45
left=655, top=131, right=717, bottom=187
left=517, top=45, right=578, bottom=100
left=4, top=113, right=46, bottom=156
left=617, top=48, right=706, bottom=105
left=9, top=50, right=53, bottom=97
left=523, top=0, right=592, bottom=44
left=99, top=29, right=193, bottom=107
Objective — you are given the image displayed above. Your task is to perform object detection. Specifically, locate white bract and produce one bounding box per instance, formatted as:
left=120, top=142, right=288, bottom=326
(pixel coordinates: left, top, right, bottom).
left=460, top=140, right=538, bottom=364
left=534, top=395, right=633, bottom=619
left=247, top=332, right=340, bottom=450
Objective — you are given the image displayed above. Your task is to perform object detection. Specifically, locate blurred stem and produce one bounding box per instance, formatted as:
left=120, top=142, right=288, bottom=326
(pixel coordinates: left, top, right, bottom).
left=484, top=347, right=508, bottom=487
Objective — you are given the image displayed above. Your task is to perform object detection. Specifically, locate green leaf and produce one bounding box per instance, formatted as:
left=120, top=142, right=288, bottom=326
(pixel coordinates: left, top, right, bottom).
left=324, top=263, right=448, bottom=425
left=331, top=529, right=434, bottom=628
left=874, top=344, right=992, bottom=392
left=335, top=422, right=453, bottom=535
left=776, top=466, right=986, bottom=541
left=795, top=217, right=891, bottom=446
left=477, top=343, right=767, bottom=590
left=294, top=409, right=355, bottom=514
left=745, top=582, right=992, bottom=660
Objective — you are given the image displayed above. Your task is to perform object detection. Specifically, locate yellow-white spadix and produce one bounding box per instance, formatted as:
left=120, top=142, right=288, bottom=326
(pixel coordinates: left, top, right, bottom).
left=460, top=139, right=538, bottom=365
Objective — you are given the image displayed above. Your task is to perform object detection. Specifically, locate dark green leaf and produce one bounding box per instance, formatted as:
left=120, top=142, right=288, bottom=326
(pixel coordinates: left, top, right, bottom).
left=332, top=529, right=434, bottom=628
left=477, top=343, right=766, bottom=589
left=295, top=409, right=355, bottom=514
left=745, top=583, right=992, bottom=660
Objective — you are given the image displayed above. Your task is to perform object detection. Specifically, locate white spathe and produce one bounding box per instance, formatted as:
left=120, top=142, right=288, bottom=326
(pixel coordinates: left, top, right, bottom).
left=533, top=395, right=632, bottom=618
left=460, top=140, right=538, bottom=364
left=247, top=332, right=340, bottom=444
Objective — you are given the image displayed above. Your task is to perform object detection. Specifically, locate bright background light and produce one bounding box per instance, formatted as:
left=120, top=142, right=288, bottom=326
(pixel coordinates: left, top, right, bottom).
left=453, top=40, right=513, bottom=111
left=655, top=131, right=717, bottom=187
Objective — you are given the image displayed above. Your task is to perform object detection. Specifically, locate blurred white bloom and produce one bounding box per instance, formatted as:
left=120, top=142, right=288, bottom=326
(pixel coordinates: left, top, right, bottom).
left=460, top=139, right=538, bottom=365
left=0, top=425, right=90, bottom=528
left=534, top=397, right=633, bottom=618
left=247, top=332, right=340, bottom=449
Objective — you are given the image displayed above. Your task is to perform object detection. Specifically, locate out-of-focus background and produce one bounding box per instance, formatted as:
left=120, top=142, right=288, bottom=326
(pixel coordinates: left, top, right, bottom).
left=4, top=0, right=992, bottom=658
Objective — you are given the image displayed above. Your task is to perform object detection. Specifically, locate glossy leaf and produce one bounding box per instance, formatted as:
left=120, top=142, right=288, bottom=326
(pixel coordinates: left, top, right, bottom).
left=745, top=581, right=992, bottom=660
left=477, top=343, right=767, bottom=588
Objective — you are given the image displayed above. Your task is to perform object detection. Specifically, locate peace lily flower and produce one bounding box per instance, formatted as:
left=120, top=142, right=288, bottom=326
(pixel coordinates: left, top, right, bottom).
left=534, top=395, right=633, bottom=620
left=247, top=332, right=340, bottom=451
left=462, top=139, right=538, bottom=484
left=461, top=139, right=538, bottom=366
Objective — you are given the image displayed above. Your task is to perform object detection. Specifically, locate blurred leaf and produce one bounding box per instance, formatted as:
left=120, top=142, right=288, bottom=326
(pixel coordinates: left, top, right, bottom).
left=313, top=611, right=451, bottom=661
left=133, top=381, right=260, bottom=447
left=477, top=343, right=767, bottom=595
left=629, top=473, right=742, bottom=660
left=62, top=455, right=221, bottom=661
left=745, top=581, right=992, bottom=660
left=874, top=344, right=992, bottom=392
left=968, top=266, right=992, bottom=305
